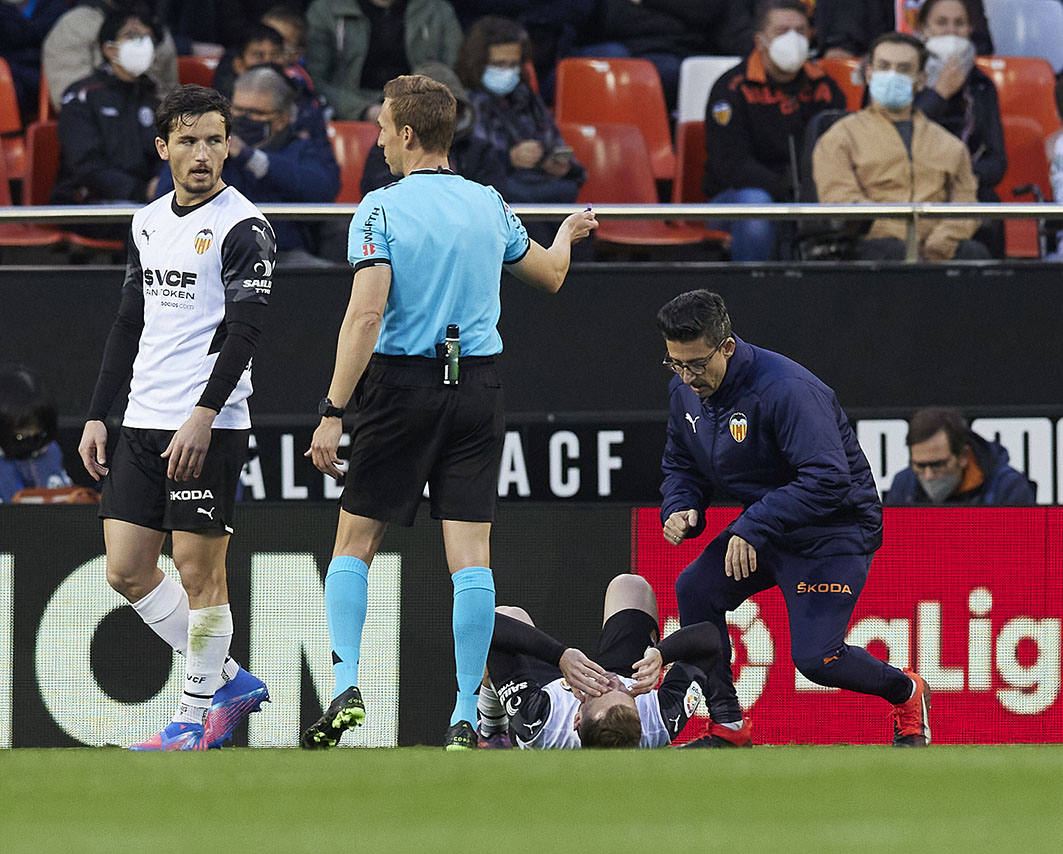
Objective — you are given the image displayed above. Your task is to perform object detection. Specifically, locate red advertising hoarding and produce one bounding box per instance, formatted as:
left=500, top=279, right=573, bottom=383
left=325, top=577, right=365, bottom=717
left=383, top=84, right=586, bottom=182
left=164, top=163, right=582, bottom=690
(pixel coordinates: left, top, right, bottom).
left=633, top=507, right=1062, bottom=744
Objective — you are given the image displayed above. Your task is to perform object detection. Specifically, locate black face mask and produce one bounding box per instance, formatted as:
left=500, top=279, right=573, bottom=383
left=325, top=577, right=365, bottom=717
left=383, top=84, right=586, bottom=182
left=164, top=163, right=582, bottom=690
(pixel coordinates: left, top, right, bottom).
left=232, top=114, right=272, bottom=148
left=1, top=429, right=51, bottom=460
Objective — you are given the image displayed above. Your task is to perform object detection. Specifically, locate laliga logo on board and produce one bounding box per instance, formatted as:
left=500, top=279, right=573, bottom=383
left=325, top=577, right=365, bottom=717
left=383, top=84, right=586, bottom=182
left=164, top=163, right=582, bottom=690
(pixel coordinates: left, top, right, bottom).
left=729, top=412, right=748, bottom=443
left=194, top=228, right=213, bottom=255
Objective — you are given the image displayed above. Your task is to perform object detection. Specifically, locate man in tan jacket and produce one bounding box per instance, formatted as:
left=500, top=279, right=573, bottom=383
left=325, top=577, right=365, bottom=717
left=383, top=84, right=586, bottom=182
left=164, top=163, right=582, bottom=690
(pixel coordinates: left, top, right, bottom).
left=813, top=31, right=988, bottom=261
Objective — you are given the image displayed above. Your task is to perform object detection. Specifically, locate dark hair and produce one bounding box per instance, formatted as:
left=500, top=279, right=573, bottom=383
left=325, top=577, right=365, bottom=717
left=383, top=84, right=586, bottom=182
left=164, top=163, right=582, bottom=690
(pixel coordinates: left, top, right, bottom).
left=262, top=4, right=308, bottom=48
left=237, top=22, right=284, bottom=56
left=907, top=406, right=971, bottom=454
left=383, top=74, right=456, bottom=155
left=578, top=703, right=642, bottom=749
left=97, top=4, right=160, bottom=50
left=754, top=0, right=810, bottom=33
left=656, top=290, right=733, bottom=346
left=155, top=84, right=232, bottom=140
left=454, top=16, right=532, bottom=91
left=916, top=0, right=972, bottom=28
left=869, top=31, right=930, bottom=71
left=0, top=364, right=57, bottom=459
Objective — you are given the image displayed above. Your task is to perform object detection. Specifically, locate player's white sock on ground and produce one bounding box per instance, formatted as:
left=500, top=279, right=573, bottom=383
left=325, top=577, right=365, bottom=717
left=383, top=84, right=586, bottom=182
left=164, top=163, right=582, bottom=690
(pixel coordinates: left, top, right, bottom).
left=131, top=574, right=241, bottom=683
left=476, top=681, right=508, bottom=734
left=174, top=604, right=233, bottom=725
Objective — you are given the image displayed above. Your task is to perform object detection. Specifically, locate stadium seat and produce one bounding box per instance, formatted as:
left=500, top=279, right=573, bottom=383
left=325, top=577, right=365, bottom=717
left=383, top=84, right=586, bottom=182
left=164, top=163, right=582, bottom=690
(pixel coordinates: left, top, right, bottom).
left=996, top=115, right=1054, bottom=257
left=675, top=56, right=741, bottom=124
left=177, top=55, right=220, bottom=88
left=554, top=58, right=676, bottom=182
left=669, top=120, right=731, bottom=245
left=0, top=140, right=65, bottom=250
left=974, top=56, right=1061, bottom=138
left=984, top=0, right=1063, bottom=73
left=24, top=120, right=125, bottom=253
left=817, top=57, right=865, bottom=112
left=37, top=68, right=54, bottom=122
left=327, top=120, right=380, bottom=203
left=0, top=57, right=25, bottom=182
left=561, top=121, right=724, bottom=248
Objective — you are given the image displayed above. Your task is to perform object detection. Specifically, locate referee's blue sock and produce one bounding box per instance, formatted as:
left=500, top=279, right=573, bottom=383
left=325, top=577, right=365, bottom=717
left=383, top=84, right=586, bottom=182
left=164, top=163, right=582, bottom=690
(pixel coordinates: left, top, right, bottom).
left=325, top=555, right=369, bottom=700
left=450, top=566, right=495, bottom=727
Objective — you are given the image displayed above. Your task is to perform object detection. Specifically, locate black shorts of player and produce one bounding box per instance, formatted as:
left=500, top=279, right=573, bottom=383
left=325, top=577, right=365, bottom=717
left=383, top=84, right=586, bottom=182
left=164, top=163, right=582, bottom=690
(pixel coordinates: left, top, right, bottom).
left=341, top=355, right=504, bottom=526
left=99, top=426, right=249, bottom=533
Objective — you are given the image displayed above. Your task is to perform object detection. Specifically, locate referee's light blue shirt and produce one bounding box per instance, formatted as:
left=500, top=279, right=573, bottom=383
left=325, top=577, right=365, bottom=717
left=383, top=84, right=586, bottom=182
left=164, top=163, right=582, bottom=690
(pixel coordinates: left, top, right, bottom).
left=347, top=170, right=530, bottom=357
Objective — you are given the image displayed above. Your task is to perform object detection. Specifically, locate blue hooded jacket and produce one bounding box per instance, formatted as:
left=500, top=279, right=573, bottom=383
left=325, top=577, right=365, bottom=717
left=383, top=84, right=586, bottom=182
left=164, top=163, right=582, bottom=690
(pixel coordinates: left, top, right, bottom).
left=660, top=336, right=882, bottom=557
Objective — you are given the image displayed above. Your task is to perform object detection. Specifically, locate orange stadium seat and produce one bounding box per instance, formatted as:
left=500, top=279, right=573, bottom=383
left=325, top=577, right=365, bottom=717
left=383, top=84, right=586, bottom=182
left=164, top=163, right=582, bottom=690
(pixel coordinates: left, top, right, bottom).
left=554, top=58, right=676, bottom=183
left=0, top=57, right=26, bottom=182
left=37, top=68, right=54, bottom=122
left=0, top=138, right=64, bottom=250
left=817, top=57, right=865, bottom=112
left=562, top=121, right=721, bottom=248
left=975, top=56, right=1061, bottom=137
left=669, top=120, right=731, bottom=245
left=177, top=55, right=220, bottom=88
left=327, top=120, right=380, bottom=203
left=996, top=115, right=1054, bottom=257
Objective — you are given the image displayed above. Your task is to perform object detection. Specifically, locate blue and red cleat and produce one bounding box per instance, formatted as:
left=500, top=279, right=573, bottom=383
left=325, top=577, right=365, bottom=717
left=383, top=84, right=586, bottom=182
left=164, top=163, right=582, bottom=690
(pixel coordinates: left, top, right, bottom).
left=130, top=720, right=207, bottom=751
left=203, top=667, right=270, bottom=749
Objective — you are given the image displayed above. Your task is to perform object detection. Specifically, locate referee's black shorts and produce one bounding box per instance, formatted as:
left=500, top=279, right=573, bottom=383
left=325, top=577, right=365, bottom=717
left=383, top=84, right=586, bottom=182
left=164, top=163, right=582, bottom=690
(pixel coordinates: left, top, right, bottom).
left=99, top=426, right=248, bottom=534
left=341, top=354, right=504, bottom=526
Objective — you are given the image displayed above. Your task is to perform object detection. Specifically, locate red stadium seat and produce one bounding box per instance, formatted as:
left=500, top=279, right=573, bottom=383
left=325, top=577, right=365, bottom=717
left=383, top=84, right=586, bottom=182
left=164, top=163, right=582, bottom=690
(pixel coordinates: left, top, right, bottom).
left=562, top=121, right=723, bottom=248
left=0, top=136, right=65, bottom=250
left=0, top=57, right=25, bottom=182
left=327, top=120, right=380, bottom=203
left=554, top=58, right=676, bottom=182
left=996, top=115, right=1054, bottom=257
left=177, top=55, right=220, bottom=88
left=817, top=57, right=865, bottom=112
left=669, top=120, right=731, bottom=245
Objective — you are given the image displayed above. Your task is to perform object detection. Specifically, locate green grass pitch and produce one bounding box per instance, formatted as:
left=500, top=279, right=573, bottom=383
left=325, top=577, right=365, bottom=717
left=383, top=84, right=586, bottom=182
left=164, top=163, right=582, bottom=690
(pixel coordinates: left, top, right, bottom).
left=2, top=746, right=1062, bottom=853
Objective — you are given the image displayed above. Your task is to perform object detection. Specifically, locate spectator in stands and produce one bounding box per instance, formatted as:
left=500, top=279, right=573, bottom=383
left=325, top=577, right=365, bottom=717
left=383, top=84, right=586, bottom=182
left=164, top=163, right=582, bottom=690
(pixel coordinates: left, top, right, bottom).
left=361, top=61, right=503, bottom=194
left=449, top=1, right=596, bottom=102
left=703, top=0, right=845, bottom=261
left=455, top=15, right=584, bottom=211
left=211, top=22, right=285, bottom=99
left=885, top=407, right=1035, bottom=505
left=0, top=363, right=72, bottom=503
left=915, top=0, right=1005, bottom=257
left=815, top=0, right=992, bottom=59
left=573, top=0, right=755, bottom=110
left=262, top=4, right=310, bottom=68
left=305, top=0, right=462, bottom=123
left=156, top=0, right=310, bottom=54
left=43, top=1, right=179, bottom=115
left=155, top=66, right=340, bottom=265
left=0, top=0, right=65, bottom=122
left=51, top=6, right=162, bottom=240
left=813, top=32, right=988, bottom=261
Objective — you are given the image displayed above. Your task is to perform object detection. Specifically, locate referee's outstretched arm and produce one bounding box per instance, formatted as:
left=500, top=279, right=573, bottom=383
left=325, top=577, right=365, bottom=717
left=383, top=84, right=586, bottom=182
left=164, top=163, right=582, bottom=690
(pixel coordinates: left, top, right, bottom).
left=508, top=209, right=598, bottom=292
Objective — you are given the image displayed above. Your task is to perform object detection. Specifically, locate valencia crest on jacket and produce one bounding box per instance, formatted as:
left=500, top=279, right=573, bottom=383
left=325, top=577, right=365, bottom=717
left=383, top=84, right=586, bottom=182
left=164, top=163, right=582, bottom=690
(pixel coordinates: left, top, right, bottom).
left=729, top=412, right=748, bottom=443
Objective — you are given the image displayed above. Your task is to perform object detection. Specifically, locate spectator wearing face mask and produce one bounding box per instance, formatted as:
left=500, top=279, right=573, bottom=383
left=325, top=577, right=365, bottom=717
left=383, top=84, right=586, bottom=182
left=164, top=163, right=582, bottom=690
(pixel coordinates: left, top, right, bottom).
left=0, top=364, right=72, bottom=504
left=914, top=0, right=1006, bottom=257
left=703, top=0, right=845, bottom=261
left=885, top=407, right=1035, bottom=506
left=813, top=31, right=988, bottom=261
left=455, top=15, right=584, bottom=212
left=43, top=0, right=179, bottom=114
left=51, top=7, right=163, bottom=219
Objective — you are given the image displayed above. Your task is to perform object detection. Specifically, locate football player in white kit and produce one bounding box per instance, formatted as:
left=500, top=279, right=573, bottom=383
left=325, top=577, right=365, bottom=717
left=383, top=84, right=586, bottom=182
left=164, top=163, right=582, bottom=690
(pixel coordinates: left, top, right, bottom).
left=478, top=574, right=720, bottom=749
left=78, top=85, right=276, bottom=750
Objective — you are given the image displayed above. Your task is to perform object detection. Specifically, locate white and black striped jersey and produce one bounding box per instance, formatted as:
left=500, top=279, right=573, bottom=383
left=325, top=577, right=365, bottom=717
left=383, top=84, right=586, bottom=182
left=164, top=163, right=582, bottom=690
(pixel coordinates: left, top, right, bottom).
left=512, top=665, right=705, bottom=750
left=121, top=187, right=275, bottom=430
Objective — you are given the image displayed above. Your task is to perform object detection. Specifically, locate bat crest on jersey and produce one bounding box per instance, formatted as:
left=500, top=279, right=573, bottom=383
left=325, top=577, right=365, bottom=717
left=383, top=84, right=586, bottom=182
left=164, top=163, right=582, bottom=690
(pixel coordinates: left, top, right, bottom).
left=729, top=412, right=748, bottom=443
left=194, top=228, right=213, bottom=255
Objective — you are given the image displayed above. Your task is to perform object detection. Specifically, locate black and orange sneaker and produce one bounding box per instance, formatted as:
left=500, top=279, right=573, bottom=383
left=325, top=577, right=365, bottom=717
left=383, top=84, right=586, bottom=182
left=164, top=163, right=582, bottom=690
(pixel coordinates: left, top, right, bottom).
left=891, top=668, right=932, bottom=747
left=676, top=715, right=753, bottom=748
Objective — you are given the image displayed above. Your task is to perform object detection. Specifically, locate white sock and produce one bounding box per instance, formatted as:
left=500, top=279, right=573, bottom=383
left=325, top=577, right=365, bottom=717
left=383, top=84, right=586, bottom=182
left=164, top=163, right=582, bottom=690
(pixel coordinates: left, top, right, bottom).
left=132, top=575, right=240, bottom=683
left=476, top=681, right=508, bottom=735
left=175, top=604, right=233, bottom=725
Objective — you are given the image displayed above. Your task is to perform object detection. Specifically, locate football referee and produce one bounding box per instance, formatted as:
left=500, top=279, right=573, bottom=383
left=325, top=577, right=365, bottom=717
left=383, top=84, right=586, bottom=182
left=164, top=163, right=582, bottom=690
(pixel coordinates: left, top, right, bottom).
left=302, top=74, right=596, bottom=750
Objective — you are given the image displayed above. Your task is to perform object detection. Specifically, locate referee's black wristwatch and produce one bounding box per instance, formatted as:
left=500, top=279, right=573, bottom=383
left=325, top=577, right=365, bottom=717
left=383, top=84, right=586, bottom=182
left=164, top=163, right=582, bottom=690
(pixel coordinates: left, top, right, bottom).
left=317, top=397, right=346, bottom=419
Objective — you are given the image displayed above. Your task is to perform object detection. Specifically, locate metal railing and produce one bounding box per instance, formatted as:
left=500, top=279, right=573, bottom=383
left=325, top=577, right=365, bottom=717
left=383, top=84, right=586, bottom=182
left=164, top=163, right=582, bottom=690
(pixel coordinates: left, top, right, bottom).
left=4, top=202, right=1063, bottom=263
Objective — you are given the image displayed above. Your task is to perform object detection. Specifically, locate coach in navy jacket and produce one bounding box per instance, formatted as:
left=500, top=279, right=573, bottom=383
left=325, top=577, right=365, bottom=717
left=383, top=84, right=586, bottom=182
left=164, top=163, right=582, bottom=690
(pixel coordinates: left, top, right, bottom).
left=657, top=290, right=931, bottom=748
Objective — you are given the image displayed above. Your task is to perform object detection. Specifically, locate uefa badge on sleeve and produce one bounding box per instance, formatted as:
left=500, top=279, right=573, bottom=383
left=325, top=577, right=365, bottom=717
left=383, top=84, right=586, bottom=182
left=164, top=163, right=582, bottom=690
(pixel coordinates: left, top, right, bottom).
left=194, top=228, right=214, bottom=255
left=729, top=412, right=748, bottom=443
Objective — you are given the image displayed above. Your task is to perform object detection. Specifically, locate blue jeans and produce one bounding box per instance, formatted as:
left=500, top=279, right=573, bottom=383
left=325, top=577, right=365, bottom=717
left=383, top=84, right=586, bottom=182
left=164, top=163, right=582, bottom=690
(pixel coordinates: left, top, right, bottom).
left=710, top=187, right=776, bottom=262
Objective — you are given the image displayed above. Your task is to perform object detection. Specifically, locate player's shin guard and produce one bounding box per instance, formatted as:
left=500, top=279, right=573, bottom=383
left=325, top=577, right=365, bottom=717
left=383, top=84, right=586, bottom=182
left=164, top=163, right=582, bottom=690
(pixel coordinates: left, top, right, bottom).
left=324, top=556, right=369, bottom=699
left=176, top=604, right=233, bottom=724
left=450, top=566, right=495, bottom=727
left=794, top=644, right=914, bottom=703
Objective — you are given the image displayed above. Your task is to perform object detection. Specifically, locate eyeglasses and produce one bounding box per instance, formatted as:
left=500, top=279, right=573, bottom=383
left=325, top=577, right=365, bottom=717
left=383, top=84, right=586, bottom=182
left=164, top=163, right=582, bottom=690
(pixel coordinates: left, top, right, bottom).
left=910, top=457, right=956, bottom=475
left=662, top=339, right=727, bottom=377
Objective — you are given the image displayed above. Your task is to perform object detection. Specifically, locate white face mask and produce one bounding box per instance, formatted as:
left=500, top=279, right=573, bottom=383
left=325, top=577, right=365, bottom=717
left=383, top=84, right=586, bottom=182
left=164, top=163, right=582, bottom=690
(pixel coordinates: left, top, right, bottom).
left=116, top=36, right=155, bottom=78
left=767, top=29, right=810, bottom=75
left=923, top=34, right=975, bottom=86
